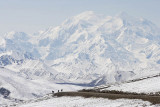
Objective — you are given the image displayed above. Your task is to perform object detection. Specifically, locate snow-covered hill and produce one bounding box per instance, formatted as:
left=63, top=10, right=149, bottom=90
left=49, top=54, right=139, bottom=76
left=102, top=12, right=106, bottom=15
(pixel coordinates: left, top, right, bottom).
left=19, top=96, right=156, bottom=107
left=0, top=67, right=83, bottom=106
left=101, top=75, right=160, bottom=94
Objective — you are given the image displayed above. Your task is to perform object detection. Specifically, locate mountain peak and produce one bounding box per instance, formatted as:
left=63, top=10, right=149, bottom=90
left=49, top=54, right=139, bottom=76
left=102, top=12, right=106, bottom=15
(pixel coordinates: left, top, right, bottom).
left=62, top=11, right=106, bottom=27
left=76, top=11, right=95, bottom=17
left=116, top=12, right=130, bottom=18
left=73, top=11, right=98, bottom=22
left=115, top=12, right=136, bottom=22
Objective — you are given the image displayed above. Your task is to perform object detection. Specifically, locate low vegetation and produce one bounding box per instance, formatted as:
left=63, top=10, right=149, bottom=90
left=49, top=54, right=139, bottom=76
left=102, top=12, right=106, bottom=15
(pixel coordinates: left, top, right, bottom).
left=79, top=89, right=160, bottom=96
left=54, top=90, right=160, bottom=104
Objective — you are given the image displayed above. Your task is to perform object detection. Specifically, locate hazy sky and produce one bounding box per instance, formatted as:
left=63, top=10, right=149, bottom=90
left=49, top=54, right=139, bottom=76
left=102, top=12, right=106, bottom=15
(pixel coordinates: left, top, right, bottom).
left=0, top=0, right=160, bottom=35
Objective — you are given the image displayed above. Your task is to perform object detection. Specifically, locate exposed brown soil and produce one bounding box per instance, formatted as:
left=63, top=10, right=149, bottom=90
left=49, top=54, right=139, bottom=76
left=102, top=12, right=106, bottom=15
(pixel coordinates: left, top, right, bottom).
left=54, top=92, right=160, bottom=104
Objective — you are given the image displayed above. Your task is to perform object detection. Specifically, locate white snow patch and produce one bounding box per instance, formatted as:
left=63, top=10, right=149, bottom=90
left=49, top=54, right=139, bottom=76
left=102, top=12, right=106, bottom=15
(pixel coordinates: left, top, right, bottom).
left=19, top=97, right=156, bottom=107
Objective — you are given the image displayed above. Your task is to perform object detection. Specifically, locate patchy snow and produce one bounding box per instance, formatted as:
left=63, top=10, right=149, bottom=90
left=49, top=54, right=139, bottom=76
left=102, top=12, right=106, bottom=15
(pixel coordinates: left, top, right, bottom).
left=18, top=97, right=157, bottom=107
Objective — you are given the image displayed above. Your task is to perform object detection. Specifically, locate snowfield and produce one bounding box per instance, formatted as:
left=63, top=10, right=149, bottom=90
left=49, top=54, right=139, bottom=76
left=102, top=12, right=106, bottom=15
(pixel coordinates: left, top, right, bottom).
left=102, top=76, right=160, bottom=94
left=18, top=96, right=158, bottom=107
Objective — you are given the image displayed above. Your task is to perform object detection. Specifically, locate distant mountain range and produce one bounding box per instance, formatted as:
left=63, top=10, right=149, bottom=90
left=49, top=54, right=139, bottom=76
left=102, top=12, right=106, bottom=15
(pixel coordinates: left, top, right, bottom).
left=0, top=11, right=160, bottom=104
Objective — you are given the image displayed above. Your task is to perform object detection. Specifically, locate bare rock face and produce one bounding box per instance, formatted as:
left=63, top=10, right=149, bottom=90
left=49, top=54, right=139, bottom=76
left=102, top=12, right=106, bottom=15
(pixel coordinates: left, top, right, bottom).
left=0, top=87, right=10, bottom=97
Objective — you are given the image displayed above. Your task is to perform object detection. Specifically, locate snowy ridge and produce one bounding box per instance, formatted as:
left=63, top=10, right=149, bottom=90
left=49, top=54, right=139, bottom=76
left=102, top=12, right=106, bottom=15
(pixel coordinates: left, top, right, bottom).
left=0, top=67, right=84, bottom=106
left=101, top=74, right=160, bottom=94
left=93, top=72, right=160, bottom=90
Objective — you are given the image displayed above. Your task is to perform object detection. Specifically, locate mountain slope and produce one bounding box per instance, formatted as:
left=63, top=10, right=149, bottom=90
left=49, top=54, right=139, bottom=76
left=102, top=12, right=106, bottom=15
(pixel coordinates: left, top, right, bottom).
left=100, top=74, right=160, bottom=94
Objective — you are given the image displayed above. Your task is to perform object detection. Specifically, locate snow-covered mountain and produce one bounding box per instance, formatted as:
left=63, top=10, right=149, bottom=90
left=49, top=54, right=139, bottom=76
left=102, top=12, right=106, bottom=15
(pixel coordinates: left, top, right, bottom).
left=32, top=11, right=160, bottom=84
left=0, top=11, right=160, bottom=105
left=1, top=11, right=160, bottom=83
